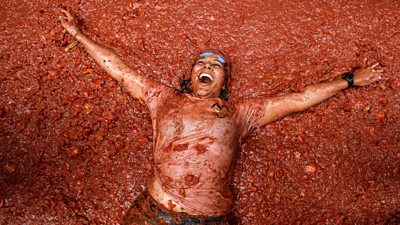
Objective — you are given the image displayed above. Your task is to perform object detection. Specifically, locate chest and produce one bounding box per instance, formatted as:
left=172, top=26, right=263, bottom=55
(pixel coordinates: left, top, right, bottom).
left=156, top=96, right=238, bottom=140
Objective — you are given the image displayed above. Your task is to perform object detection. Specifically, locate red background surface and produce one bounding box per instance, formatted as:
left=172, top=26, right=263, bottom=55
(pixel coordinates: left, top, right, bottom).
left=1, top=0, right=399, bottom=224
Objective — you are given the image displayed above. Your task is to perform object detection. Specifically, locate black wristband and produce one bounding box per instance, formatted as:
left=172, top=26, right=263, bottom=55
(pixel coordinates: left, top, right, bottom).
left=341, top=72, right=354, bottom=88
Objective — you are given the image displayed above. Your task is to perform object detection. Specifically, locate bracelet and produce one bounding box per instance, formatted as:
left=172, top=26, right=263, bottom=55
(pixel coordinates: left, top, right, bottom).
left=341, top=72, right=354, bottom=88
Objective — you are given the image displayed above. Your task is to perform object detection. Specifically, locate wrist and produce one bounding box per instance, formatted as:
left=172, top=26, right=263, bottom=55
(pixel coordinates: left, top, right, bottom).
left=74, top=31, right=84, bottom=40
left=341, top=71, right=354, bottom=88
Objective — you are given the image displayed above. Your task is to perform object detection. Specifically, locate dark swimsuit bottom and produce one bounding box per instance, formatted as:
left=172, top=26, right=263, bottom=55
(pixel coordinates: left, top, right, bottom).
left=122, top=192, right=233, bottom=225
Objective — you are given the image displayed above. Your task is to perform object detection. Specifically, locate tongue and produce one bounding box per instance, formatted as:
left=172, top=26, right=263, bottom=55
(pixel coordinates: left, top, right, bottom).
left=199, top=76, right=212, bottom=84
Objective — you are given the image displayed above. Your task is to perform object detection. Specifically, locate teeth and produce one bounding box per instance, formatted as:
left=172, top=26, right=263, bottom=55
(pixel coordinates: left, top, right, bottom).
left=199, top=73, right=214, bottom=80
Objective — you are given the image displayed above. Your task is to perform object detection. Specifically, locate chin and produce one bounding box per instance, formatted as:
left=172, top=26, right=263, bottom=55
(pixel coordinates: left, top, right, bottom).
left=195, top=92, right=211, bottom=98
left=192, top=88, right=209, bottom=97
left=197, top=91, right=220, bottom=99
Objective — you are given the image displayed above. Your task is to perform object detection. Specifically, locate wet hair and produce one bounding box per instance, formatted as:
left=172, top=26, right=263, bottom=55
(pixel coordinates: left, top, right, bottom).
left=180, top=50, right=232, bottom=101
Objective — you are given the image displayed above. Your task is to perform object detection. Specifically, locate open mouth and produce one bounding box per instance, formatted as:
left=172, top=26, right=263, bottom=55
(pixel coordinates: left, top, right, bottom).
left=198, top=73, right=214, bottom=84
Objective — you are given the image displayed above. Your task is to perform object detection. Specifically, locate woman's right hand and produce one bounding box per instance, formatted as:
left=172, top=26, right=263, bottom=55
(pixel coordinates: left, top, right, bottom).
left=353, top=63, right=384, bottom=87
left=59, top=10, right=81, bottom=37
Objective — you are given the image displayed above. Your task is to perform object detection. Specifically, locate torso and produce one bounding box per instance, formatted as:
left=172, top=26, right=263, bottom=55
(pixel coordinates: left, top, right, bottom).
left=148, top=93, right=241, bottom=215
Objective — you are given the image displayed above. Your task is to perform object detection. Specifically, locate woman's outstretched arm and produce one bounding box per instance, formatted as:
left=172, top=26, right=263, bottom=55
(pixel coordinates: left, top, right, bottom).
left=257, top=64, right=384, bottom=127
left=59, top=10, right=149, bottom=100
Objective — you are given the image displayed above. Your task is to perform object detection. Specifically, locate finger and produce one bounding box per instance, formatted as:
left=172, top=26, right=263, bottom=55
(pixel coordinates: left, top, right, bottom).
left=61, top=9, right=69, bottom=17
left=371, top=62, right=379, bottom=68
left=374, top=69, right=384, bottom=73
left=370, top=76, right=382, bottom=83
left=59, top=16, right=67, bottom=23
left=372, top=74, right=382, bottom=80
left=61, top=9, right=73, bottom=19
left=65, top=11, right=73, bottom=20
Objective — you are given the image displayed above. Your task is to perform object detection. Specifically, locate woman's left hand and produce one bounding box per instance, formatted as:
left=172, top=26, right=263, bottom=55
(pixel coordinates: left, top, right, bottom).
left=354, top=63, right=384, bottom=86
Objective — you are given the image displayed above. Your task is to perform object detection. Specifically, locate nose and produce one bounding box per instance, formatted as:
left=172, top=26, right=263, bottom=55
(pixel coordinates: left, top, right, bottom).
left=203, top=63, right=212, bottom=69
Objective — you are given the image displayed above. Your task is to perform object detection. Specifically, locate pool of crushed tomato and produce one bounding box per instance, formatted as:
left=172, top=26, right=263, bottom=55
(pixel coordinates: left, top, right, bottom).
left=1, top=0, right=399, bottom=224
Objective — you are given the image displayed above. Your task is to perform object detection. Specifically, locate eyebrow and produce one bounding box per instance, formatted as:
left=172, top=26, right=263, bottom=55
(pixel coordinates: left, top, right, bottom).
left=197, top=57, right=223, bottom=66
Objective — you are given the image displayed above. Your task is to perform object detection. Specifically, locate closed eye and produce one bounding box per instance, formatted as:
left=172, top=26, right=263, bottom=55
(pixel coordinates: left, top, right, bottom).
left=197, top=60, right=205, bottom=65
left=212, top=63, right=222, bottom=68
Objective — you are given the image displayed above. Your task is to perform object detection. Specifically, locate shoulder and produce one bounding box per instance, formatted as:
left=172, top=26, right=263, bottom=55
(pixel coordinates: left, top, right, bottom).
left=140, top=79, right=178, bottom=109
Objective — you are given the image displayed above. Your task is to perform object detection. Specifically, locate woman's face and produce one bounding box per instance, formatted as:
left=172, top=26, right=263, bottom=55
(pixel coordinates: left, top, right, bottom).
left=190, top=54, right=226, bottom=99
